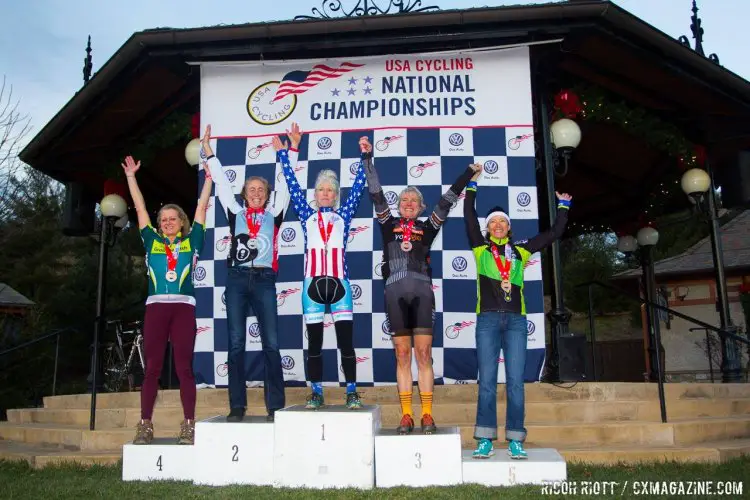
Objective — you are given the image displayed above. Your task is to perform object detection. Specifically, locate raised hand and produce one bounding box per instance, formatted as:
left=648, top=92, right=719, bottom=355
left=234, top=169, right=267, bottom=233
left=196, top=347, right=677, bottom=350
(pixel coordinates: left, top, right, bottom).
left=555, top=191, right=572, bottom=202
left=202, top=160, right=212, bottom=180
left=470, top=163, right=482, bottom=181
left=359, top=136, right=372, bottom=154
left=272, top=135, right=289, bottom=152
left=121, top=156, right=141, bottom=177
left=286, top=122, right=302, bottom=149
left=201, top=125, right=214, bottom=158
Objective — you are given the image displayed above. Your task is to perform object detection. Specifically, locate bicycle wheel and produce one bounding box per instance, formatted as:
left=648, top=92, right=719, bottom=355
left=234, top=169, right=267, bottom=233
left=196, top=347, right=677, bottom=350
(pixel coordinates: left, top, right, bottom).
left=102, top=344, right=125, bottom=392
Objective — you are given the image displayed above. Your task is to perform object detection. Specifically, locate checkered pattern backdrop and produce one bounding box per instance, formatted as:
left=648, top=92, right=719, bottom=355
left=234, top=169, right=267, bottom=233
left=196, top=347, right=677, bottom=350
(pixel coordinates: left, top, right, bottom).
left=192, top=126, right=546, bottom=388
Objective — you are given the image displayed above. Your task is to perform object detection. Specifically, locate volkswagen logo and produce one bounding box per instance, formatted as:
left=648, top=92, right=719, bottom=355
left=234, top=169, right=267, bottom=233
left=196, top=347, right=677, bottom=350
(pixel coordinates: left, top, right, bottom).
left=484, top=160, right=499, bottom=174
left=374, top=262, right=384, bottom=277
left=527, top=320, right=535, bottom=336
left=351, top=284, right=362, bottom=300
left=281, top=355, right=295, bottom=370
left=248, top=322, right=260, bottom=338
left=216, top=363, right=228, bottom=377
left=225, top=170, right=237, bottom=183
left=317, top=137, right=332, bottom=150
left=385, top=191, right=398, bottom=205
left=452, top=256, right=468, bottom=272
left=221, top=292, right=226, bottom=305
left=350, top=162, right=360, bottom=176
left=517, top=192, right=531, bottom=207
left=382, top=319, right=392, bottom=335
left=448, top=133, right=464, bottom=146
left=281, top=227, right=296, bottom=242
left=193, top=266, right=206, bottom=281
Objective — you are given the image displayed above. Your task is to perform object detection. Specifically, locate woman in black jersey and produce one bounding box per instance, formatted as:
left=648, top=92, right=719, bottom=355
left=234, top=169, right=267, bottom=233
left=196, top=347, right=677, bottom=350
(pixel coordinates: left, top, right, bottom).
left=361, top=136, right=479, bottom=434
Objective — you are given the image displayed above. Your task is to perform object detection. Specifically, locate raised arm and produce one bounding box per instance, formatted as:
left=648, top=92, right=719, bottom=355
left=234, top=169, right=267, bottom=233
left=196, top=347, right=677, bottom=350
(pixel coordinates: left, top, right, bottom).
left=360, top=137, right=393, bottom=225
left=122, top=156, right=151, bottom=230
left=269, top=123, right=300, bottom=219
left=425, top=165, right=476, bottom=235
left=193, top=162, right=213, bottom=226
left=200, top=124, right=242, bottom=215
left=338, top=136, right=369, bottom=223
left=463, top=164, right=485, bottom=248
left=521, top=192, right=572, bottom=253
left=280, top=132, right=314, bottom=221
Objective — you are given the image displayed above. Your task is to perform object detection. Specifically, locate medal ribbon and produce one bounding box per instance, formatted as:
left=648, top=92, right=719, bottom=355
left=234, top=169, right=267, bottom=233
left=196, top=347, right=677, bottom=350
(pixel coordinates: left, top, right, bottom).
left=400, top=218, right=415, bottom=245
left=317, top=211, right=335, bottom=274
left=163, top=237, right=181, bottom=272
left=490, top=243, right=512, bottom=281
left=245, top=208, right=265, bottom=240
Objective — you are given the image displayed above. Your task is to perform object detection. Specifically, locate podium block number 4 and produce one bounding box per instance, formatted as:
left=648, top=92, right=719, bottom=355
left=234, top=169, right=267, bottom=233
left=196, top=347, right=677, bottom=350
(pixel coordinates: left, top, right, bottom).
left=156, top=455, right=163, bottom=472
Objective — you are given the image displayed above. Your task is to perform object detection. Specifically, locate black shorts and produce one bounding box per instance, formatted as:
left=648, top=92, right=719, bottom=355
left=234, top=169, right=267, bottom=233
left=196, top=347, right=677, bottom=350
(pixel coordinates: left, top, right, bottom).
left=385, top=278, right=435, bottom=335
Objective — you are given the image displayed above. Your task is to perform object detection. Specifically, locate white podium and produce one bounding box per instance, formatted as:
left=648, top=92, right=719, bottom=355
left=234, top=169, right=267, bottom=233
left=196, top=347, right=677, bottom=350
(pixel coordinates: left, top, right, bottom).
left=375, top=426, right=463, bottom=487
left=192, top=415, right=275, bottom=486
left=273, top=404, right=381, bottom=489
left=122, top=438, right=194, bottom=481
left=461, top=448, right=567, bottom=486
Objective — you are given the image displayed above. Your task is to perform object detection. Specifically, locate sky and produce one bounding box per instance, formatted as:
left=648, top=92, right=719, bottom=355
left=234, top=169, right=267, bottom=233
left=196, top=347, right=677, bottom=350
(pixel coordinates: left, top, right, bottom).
left=1, top=0, right=748, bottom=145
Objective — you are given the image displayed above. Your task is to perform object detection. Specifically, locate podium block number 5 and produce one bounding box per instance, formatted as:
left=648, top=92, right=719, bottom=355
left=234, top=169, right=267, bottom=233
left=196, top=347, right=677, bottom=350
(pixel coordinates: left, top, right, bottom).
left=156, top=455, right=163, bottom=472
left=232, top=445, right=239, bottom=462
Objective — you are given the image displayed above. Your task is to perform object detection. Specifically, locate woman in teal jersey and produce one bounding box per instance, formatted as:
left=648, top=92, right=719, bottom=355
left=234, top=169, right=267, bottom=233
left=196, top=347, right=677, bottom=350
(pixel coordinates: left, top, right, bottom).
left=123, top=154, right=213, bottom=445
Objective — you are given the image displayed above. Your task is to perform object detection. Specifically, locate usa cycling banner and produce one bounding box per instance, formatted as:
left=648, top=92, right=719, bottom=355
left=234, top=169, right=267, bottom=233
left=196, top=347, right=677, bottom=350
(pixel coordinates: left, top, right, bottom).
left=193, top=46, right=546, bottom=388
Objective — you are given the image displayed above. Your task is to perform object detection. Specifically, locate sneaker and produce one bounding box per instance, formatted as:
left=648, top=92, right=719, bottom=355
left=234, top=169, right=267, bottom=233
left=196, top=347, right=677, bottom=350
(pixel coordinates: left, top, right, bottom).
left=305, top=392, right=324, bottom=410
left=346, top=392, right=363, bottom=410
left=508, top=440, right=528, bottom=460
left=421, top=414, right=437, bottom=434
left=472, top=438, right=495, bottom=459
left=133, top=419, right=154, bottom=445
left=397, top=414, right=415, bottom=435
left=177, top=419, right=195, bottom=445
left=266, top=411, right=275, bottom=422
left=226, top=407, right=245, bottom=422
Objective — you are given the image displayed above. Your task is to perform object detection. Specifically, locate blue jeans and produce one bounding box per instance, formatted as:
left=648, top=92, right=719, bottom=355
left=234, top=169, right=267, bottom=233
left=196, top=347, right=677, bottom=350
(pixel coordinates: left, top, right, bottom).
left=474, top=311, right=528, bottom=442
left=226, top=267, right=285, bottom=413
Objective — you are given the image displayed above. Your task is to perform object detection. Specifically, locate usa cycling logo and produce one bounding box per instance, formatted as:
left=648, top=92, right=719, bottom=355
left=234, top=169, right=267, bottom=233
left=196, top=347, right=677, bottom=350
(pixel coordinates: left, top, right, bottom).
left=507, top=133, right=533, bottom=150
left=517, top=192, right=532, bottom=207
left=382, top=319, right=392, bottom=336
left=277, top=163, right=305, bottom=182
left=445, top=320, right=475, bottom=339
left=351, top=284, right=363, bottom=300
left=317, top=137, right=333, bottom=150
left=193, top=266, right=206, bottom=281
left=527, top=320, right=535, bottom=336
left=248, top=141, right=273, bottom=159
left=281, top=227, right=296, bottom=242
left=385, top=191, right=398, bottom=205
left=484, top=160, right=499, bottom=174
left=348, top=225, right=369, bottom=243
left=248, top=322, right=261, bottom=338
left=409, top=161, right=438, bottom=178
left=281, top=355, right=295, bottom=370
left=448, top=133, right=464, bottom=147
left=452, top=256, right=468, bottom=272
left=277, top=288, right=300, bottom=306
left=376, top=135, right=403, bottom=151
left=215, top=235, right=231, bottom=252
left=196, top=326, right=212, bottom=335
left=225, top=169, right=237, bottom=183
left=216, top=362, right=228, bottom=377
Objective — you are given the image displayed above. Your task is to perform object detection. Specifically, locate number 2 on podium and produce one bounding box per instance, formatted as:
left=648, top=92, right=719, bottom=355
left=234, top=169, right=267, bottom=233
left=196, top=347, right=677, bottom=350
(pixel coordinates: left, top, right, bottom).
left=232, top=445, right=239, bottom=462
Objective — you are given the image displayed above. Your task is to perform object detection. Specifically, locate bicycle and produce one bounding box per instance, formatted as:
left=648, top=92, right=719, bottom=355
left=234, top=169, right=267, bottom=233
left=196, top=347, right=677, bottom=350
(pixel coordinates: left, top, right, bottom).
left=102, top=319, right=145, bottom=392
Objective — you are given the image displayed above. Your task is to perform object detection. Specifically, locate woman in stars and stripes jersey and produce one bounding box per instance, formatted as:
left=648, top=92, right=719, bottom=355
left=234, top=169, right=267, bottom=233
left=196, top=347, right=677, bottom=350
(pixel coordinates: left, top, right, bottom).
left=281, top=136, right=369, bottom=410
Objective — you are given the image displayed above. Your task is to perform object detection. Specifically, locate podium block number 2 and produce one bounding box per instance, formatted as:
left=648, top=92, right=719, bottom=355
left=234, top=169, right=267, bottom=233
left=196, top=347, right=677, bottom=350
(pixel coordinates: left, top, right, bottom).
left=156, top=455, right=163, bottom=472
left=232, top=445, right=239, bottom=462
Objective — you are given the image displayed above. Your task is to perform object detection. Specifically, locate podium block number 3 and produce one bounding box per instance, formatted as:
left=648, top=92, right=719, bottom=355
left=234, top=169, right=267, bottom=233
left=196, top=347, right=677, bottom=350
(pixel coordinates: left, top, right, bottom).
left=232, top=445, right=239, bottom=462
left=156, top=455, right=163, bottom=472
left=414, top=452, right=422, bottom=469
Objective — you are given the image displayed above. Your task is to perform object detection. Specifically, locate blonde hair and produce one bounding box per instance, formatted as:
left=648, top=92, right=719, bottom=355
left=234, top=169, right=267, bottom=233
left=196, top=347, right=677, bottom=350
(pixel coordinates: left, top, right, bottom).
left=242, top=176, right=272, bottom=207
left=156, top=204, right=191, bottom=236
left=313, top=169, right=340, bottom=208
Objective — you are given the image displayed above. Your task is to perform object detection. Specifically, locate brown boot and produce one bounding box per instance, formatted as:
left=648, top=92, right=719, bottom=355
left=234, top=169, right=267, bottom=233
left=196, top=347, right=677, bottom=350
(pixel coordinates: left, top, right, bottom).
left=133, top=419, right=154, bottom=445
left=177, top=419, right=195, bottom=445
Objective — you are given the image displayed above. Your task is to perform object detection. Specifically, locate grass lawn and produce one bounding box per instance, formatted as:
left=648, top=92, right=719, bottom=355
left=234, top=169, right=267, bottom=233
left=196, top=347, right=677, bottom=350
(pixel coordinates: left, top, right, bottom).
left=1, top=457, right=748, bottom=499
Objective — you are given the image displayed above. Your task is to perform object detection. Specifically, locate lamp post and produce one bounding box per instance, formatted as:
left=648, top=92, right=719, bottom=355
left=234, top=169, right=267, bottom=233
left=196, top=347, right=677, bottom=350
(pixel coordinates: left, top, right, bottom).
left=90, top=193, right=127, bottom=431
left=681, top=165, right=742, bottom=382
left=538, top=96, right=582, bottom=381
left=636, top=226, right=665, bottom=384
left=185, top=138, right=201, bottom=166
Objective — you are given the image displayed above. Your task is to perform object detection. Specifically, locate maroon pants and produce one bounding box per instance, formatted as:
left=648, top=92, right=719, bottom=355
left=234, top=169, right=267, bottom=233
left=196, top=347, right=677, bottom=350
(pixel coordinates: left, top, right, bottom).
left=141, top=302, right=196, bottom=420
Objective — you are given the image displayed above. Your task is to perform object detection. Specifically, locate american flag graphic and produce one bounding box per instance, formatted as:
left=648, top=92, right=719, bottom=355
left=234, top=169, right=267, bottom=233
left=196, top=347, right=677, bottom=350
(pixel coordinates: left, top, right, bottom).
left=452, top=320, right=475, bottom=331
left=272, top=62, right=364, bottom=102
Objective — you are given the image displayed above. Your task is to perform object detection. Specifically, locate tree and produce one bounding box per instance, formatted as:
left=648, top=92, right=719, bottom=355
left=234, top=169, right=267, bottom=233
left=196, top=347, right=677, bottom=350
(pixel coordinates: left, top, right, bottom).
left=0, top=76, right=32, bottom=222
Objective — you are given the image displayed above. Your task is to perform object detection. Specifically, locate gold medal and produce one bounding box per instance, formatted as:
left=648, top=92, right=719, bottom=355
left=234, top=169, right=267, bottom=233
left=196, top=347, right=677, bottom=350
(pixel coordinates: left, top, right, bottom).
left=166, top=270, right=178, bottom=282
left=401, top=241, right=413, bottom=252
left=501, top=279, right=512, bottom=302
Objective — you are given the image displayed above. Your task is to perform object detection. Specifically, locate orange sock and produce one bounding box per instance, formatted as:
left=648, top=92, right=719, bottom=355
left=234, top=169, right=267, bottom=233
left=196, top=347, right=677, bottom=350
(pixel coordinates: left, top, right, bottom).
left=399, top=391, right=413, bottom=417
left=420, top=392, right=433, bottom=416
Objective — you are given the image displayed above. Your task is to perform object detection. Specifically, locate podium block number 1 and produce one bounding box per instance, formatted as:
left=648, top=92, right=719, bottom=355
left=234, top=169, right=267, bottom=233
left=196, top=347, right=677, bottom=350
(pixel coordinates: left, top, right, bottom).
left=321, top=424, right=325, bottom=441
left=232, top=445, right=239, bottom=462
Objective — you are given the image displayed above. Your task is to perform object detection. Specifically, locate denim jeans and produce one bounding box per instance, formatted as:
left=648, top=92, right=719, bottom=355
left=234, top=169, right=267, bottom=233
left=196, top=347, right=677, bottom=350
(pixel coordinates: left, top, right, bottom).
left=474, top=311, right=528, bottom=442
left=226, top=267, right=285, bottom=413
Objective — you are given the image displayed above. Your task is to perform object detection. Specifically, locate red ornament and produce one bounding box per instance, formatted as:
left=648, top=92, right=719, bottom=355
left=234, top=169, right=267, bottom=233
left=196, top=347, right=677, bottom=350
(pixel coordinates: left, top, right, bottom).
left=191, top=112, right=201, bottom=138
left=554, top=89, right=583, bottom=118
left=694, top=145, right=707, bottom=167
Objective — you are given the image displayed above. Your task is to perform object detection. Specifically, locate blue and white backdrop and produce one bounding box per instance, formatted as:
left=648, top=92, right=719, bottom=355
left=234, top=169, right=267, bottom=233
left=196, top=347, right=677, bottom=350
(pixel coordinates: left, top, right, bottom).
left=193, top=46, right=545, bottom=388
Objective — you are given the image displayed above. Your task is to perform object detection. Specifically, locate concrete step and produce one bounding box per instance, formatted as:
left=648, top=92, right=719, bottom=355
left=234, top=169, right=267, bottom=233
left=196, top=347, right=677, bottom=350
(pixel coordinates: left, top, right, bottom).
left=39, top=383, right=750, bottom=410
left=9, top=398, right=750, bottom=428
left=2, top=416, right=749, bottom=451
left=2, top=438, right=748, bottom=469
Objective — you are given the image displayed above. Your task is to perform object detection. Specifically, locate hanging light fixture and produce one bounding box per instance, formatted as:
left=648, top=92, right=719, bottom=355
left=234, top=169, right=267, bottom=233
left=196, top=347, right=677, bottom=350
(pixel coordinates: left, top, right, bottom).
left=550, top=118, right=582, bottom=153
left=185, top=138, right=202, bottom=166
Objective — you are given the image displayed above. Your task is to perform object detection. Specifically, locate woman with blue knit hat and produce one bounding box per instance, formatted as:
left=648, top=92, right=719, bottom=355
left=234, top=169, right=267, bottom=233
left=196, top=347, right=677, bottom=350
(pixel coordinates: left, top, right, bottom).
left=463, top=164, right=572, bottom=459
